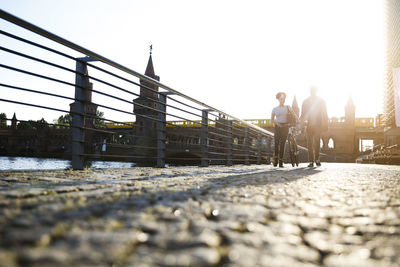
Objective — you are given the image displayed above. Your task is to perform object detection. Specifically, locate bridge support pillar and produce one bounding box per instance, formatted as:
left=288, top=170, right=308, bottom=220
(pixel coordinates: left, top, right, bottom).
left=227, top=120, right=233, bottom=166
left=244, top=128, right=249, bottom=165
left=201, top=109, right=210, bottom=167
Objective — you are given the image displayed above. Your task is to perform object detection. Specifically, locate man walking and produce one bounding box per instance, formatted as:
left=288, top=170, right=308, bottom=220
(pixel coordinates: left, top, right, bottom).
left=300, top=86, right=328, bottom=167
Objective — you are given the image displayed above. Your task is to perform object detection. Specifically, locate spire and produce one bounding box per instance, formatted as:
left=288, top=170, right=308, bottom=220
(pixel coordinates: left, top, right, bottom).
left=137, top=45, right=160, bottom=99
left=11, top=112, right=17, bottom=130
left=145, top=45, right=155, bottom=77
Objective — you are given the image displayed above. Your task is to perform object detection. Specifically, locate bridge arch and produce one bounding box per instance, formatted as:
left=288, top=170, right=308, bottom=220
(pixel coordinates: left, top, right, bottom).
left=328, top=137, right=335, bottom=149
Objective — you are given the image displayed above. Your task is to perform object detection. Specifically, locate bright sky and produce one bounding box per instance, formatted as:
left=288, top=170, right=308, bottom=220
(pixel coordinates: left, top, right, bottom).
left=0, top=0, right=385, bottom=123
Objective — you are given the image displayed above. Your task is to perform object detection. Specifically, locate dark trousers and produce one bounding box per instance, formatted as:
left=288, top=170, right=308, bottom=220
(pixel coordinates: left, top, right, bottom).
left=306, top=126, right=321, bottom=162
left=274, top=125, right=289, bottom=160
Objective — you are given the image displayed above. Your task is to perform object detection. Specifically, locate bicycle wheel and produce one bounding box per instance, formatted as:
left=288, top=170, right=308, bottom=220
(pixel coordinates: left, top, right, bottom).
left=292, top=139, right=299, bottom=166
left=288, top=138, right=295, bottom=167
left=294, top=149, right=299, bottom=167
left=290, top=137, right=299, bottom=167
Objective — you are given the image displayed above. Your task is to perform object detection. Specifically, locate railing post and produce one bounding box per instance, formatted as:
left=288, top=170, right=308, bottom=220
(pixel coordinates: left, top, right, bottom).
left=227, top=120, right=233, bottom=166
left=156, top=92, right=167, bottom=168
left=257, top=133, right=261, bottom=164
left=71, top=59, right=87, bottom=170
left=71, top=57, right=97, bottom=170
left=244, top=127, right=249, bottom=165
left=201, top=109, right=209, bottom=167
left=266, top=136, right=272, bottom=164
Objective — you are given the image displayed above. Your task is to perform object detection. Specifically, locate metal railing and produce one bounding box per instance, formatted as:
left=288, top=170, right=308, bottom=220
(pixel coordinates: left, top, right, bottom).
left=0, top=9, right=274, bottom=169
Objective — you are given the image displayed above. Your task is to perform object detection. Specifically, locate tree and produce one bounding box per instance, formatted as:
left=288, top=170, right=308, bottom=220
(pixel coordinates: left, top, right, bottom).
left=18, top=120, right=34, bottom=130
left=0, top=113, right=7, bottom=128
left=35, top=118, right=49, bottom=129
left=94, top=110, right=106, bottom=128
left=53, top=111, right=105, bottom=128
left=18, top=118, right=49, bottom=130
left=54, top=114, right=72, bottom=127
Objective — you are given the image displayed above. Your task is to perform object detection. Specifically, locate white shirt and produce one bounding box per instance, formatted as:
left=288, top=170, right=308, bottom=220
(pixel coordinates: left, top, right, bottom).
left=271, top=105, right=290, bottom=124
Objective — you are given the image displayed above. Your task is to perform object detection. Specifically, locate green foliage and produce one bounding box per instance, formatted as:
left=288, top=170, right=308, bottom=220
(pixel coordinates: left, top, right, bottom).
left=35, top=118, right=49, bottom=129
left=53, top=111, right=105, bottom=128
left=18, top=121, right=34, bottom=130
left=54, top=114, right=72, bottom=128
left=18, top=118, right=49, bottom=130
left=94, top=110, right=106, bottom=128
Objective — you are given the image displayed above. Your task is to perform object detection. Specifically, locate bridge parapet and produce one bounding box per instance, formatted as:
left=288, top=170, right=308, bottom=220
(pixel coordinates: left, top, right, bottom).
left=329, top=116, right=384, bottom=129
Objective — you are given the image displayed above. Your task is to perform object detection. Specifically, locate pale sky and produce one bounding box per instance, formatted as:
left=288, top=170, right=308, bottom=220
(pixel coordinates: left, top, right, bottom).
left=0, top=0, right=385, bottom=123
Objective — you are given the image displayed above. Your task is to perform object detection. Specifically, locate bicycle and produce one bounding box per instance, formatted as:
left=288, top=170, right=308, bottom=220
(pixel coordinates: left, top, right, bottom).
left=287, top=126, right=300, bottom=167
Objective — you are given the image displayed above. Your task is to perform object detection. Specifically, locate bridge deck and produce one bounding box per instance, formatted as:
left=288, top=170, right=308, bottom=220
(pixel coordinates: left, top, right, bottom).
left=0, top=163, right=399, bottom=266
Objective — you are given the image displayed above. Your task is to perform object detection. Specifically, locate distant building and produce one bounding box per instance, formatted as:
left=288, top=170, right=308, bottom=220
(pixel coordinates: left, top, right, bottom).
left=132, top=51, right=160, bottom=165
left=345, top=97, right=355, bottom=127
left=69, top=74, right=98, bottom=129
left=11, top=113, right=17, bottom=130
left=384, top=0, right=400, bottom=145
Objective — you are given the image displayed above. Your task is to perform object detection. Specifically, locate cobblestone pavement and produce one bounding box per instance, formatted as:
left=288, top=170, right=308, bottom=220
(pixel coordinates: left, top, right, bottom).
left=0, top=163, right=399, bottom=267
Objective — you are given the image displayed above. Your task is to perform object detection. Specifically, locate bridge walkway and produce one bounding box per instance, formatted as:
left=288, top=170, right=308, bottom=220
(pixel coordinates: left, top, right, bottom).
left=0, top=163, right=399, bottom=266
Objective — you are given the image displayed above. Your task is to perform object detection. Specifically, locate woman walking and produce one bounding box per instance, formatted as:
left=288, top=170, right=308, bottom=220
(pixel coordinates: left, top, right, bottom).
left=271, top=92, right=296, bottom=167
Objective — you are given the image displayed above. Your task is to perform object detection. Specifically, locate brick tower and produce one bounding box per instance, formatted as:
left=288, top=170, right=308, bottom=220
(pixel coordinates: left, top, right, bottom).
left=132, top=49, right=160, bottom=166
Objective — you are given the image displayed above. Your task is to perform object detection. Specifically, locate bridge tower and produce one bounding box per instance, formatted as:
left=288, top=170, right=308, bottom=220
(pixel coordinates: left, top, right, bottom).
left=83, top=82, right=97, bottom=129
left=292, top=96, right=299, bottom=117
left=319, top=97, right=357, bottom=162
left=132, top=50, right=160, bottom=166
left=11, top=113, right=17, bottom=130
left=338, top=97, right=357, bottom=159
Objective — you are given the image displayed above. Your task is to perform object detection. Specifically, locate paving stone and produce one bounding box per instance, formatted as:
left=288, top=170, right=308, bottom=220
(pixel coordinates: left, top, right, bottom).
left=0, top=163, right=399, bottom=266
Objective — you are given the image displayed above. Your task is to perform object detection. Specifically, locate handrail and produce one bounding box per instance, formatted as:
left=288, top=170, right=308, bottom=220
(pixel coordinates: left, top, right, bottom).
left=0, top=9, right=277, bottom=169
left=0, top=9, right=273, bottom=137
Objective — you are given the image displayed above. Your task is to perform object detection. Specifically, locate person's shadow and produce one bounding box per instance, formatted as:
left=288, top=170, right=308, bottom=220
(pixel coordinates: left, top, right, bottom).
left=204, top=166, right=322, bottom=189
left=32, top=166, right=323, bottom=226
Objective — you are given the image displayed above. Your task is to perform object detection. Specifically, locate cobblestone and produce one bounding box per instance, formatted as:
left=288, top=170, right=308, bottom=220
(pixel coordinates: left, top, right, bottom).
left=0, top=163, right=399, bottom=266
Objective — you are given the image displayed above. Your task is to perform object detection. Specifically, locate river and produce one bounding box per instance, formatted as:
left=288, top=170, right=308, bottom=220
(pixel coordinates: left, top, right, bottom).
left=0, top=156, right=135, bottom=171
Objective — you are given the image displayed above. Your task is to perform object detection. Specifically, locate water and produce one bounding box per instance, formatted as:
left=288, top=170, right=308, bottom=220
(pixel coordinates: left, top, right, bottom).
left=0, top=156, right=135, bottom=171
